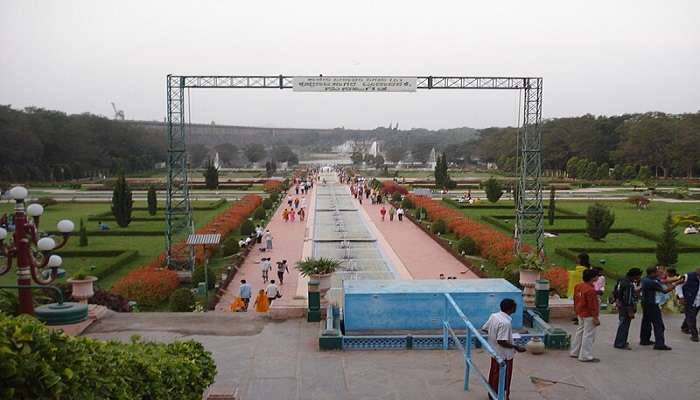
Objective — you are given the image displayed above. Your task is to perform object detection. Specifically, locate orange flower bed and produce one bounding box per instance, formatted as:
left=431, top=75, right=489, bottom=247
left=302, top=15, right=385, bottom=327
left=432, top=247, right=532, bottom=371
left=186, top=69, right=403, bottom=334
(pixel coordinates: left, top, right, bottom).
left=409, top=194, right=516, bottom=268
left=381, top=181, right=408, bottom=195
left=112, top=195, right=263, bottom=305
left=111, top=265, right=179, bottom=307
left=263, top=180, right=284, bottom=193
left=542, top=266, right=569, bottom=297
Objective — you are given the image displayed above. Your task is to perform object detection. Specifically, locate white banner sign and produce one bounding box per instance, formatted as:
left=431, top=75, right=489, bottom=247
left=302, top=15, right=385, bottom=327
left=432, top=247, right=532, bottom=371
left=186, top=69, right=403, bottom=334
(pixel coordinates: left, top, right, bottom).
left=293, top=76, right=417, bottom=93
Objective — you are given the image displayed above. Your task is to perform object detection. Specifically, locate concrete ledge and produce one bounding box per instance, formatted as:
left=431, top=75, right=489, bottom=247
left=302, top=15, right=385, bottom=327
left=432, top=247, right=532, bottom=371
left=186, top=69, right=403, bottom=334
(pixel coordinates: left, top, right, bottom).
left=268, top=305, right=306, bottom=320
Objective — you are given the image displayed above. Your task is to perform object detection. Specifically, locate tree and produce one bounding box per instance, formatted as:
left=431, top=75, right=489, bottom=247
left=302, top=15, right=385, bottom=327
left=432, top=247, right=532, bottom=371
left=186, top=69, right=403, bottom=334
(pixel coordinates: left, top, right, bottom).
left=586, top=203, right=615, bottom=240
left=435, top=153, right=455, bottom=189
left=111, top=172, right=133, bottom=228
left=79, top=218, right=88, bottom=247
left=483, top=178, right=504, bottom=203
left=596, top=162, right=610, bottom=180
left=147, top=186, right=157, bottom=216
left=272, top=145, right=298, bottom=165
left=548, top=186, right=556, bottom=226
left=188, top=143, right=209, bottom=168
left=384, top=144, right=406, bottom=164
left=203, top=160, right=218, bottom=189
left=350, top=151, right=364, bottom=165
left=213, top=143, right=238, bottom=166
left=622, top=165, right=637, bottom=180
left=637, top=166, right=652, bottom=182
left=656, top=213, right=678, bottom=266
left=374, top=155, right=385, bottom=170
left=612, top=164, right=624, bottom=180
left=566, top=157, right=580, bottom=179
left=265, top=160, right=277, bottom=177
left=243, top=143, right=266, bottom=164
left=411, top=142, right=434, bottom=164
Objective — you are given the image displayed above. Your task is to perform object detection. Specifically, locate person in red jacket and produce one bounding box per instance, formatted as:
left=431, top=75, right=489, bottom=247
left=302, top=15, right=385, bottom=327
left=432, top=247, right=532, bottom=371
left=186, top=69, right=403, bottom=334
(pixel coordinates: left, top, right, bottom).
left=570, top=268, right=601, bottom=362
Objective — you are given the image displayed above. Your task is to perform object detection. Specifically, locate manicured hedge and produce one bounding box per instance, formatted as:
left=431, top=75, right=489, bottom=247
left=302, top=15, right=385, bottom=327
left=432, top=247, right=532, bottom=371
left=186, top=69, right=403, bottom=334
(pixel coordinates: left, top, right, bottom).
left=0, top=314, right=216, bottom=400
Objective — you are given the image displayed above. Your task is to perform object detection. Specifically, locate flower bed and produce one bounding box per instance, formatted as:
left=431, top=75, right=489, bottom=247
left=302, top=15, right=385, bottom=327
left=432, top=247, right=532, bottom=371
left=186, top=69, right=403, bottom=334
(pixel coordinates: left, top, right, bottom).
left=263, top=179, right=284, bottom=193
left=542, top=266, right=569, bottom=297
left=112, top=195, right=262, bottom=306
left=409, top=194, right=518, bottom=268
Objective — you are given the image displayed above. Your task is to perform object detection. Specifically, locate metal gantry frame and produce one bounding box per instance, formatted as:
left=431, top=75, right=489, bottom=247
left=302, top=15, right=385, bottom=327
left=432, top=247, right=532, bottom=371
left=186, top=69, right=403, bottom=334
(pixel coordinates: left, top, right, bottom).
left=165, top=75, right=543, bottom=267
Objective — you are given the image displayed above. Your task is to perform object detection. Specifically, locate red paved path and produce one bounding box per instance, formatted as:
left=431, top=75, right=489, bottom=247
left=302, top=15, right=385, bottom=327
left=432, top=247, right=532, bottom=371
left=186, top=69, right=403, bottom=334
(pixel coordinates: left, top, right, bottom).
left=215, top=184, right=315, bottom=311
left=355, top=193, right=478, bottom=280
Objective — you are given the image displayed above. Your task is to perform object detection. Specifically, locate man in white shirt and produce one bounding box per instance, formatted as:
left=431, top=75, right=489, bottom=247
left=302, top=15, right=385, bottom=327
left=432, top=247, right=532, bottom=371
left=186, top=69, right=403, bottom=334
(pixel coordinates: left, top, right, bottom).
left=482, top=299, right=525, bottom=400
left=265, top=280, right=279, bottom=306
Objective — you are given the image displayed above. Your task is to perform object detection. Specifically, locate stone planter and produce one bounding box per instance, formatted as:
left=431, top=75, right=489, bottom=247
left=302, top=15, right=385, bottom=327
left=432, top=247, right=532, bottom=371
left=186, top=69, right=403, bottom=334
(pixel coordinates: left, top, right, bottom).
left=519, top=269, right=540, bottom=308
left=310, top=273, right=333, bottom=297
left=67, top=276, right=97, bottom=304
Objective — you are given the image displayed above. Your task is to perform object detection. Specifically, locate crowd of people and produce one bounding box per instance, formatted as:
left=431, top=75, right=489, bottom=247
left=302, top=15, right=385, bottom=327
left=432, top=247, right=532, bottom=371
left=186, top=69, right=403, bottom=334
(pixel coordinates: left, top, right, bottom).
left=230, top=172, right=320, bottom=313
left=569, top=252, right=699, bottom=363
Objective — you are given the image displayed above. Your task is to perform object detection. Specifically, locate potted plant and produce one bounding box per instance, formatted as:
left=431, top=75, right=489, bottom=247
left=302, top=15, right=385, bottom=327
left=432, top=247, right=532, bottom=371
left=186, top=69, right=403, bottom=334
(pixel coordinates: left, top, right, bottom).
left=296, top=257, right=340, bottom=296
left=509, top=252, right=546, bottom=307
left=67, top=268, right=98, bottom=304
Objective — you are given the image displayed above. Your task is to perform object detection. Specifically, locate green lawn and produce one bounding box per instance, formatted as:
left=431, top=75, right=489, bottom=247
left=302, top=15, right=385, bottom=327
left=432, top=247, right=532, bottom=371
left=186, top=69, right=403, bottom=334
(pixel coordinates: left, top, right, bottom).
left=0, top=201, right=226, bottom=288
left=448, top=199, right=700, bottom=276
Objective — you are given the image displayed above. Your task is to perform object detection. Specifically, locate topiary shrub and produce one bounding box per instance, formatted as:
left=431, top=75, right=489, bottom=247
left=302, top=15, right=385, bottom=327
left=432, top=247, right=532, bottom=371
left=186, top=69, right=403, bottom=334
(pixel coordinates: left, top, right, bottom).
left=169, top=288, right=195, bottom=312
left=192, top=266, right=216, bottom=290
left=483, top=178, right=504, bottom=203
left=0, top=314, right=216, bottom=400
left=656, top=213, right=678, bottom=267
left=431, top=219, right=447, bottom=235
left=586, top=203, right=615, bottom=240
left=262, top=198, right=273, bottom=210
left=35, top=197, right=57, bottom=207
left=269, top=192, right=279, bottom=203
left=240, top=219, right=255, bottom=236
left=391, top=192, right=402, bottom=202
left=457, top=236, right=478, bottom=255
left=254, top=206, right=266, bottom=220
left=221, top=237, right=240, bottom=256
left=401, top=197, right=414, bottom=209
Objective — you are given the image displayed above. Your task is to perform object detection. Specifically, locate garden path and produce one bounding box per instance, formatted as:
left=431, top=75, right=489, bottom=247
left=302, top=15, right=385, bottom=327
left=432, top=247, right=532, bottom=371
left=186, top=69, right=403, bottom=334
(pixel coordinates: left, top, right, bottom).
left=354, top=191, right=479, bottom=279
left=215, top=183, right=315, bottom=311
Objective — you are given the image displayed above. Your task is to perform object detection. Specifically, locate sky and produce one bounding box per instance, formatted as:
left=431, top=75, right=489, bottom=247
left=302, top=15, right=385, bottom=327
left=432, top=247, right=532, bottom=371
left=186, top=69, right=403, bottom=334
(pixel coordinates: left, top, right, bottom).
left=1, top=0, right=699, bottom=130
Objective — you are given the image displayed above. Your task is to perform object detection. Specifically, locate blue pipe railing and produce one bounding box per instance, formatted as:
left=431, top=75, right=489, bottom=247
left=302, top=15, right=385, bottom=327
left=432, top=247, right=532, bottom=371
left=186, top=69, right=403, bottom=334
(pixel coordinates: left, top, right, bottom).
left=443, top=293, right=505, bottom=400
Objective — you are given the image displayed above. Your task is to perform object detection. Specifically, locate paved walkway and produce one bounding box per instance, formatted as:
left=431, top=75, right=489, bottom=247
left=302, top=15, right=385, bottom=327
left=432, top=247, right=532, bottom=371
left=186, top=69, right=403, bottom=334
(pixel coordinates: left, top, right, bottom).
left=85, top=313, right=700, bottom=400
left=354, top=191, right=478, bottom=280
left=215, top=184, right=316, bottom=311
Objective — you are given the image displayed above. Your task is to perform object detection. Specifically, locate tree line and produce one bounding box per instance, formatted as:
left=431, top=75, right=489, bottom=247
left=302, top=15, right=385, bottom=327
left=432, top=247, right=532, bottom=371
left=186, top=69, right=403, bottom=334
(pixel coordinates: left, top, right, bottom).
left=0, top=106, right=166, bottom=183
left=471, top=112, right=700, bottom=178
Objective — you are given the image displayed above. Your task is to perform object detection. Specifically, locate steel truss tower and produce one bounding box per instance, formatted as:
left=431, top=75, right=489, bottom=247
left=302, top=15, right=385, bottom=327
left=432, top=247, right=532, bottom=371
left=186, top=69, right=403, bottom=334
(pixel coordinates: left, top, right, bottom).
left=165, top=75, right=543, bottom=266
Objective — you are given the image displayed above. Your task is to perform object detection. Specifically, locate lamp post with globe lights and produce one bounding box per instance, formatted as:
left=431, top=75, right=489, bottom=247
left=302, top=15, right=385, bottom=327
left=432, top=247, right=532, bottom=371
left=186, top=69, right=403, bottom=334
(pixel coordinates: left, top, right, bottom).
left=0, top=186, right=74, bottom=315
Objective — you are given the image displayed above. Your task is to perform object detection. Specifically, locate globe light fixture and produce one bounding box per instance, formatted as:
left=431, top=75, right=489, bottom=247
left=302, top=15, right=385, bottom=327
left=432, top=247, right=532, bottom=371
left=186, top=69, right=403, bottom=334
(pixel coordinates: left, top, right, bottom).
left=37, top=237, right=56, bottom=251
left=26, top=203, right=44, bottom=217
left=9, top=186, right=28, bottom=201
left=57, top=220, right=75, bottom=233
left=47, top=255, right=62, bottom=268
left=0, top=227, right=7, bottom=241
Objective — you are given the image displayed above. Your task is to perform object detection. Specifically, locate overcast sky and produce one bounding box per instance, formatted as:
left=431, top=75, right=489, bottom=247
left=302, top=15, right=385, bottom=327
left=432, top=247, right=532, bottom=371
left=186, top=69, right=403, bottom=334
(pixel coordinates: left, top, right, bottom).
left=1, top=0, right=699, bottom=130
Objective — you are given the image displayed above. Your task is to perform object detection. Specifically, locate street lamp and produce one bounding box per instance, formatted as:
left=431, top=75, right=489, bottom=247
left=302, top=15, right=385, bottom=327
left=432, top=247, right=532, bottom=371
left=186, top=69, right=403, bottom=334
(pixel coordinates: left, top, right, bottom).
left=0, top=186, right=74, bottom=315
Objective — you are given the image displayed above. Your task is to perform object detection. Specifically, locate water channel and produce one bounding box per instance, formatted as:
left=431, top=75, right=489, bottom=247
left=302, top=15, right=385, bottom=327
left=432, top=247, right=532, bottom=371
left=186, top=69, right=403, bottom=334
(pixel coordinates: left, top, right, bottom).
left=312, top=174, right=398, bottom=303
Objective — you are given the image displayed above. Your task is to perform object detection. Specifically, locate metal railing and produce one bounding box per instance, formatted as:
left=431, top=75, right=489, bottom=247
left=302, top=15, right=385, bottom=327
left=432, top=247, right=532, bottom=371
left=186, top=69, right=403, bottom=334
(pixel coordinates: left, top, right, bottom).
left=443, top=293, right=505, bottom=400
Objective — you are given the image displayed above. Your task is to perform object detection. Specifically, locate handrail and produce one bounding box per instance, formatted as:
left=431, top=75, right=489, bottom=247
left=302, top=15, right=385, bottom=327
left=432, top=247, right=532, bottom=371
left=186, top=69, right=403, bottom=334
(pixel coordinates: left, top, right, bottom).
left=0, top=284, right=64, bottom=304
left=443, top=292, right=506, bottom=400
